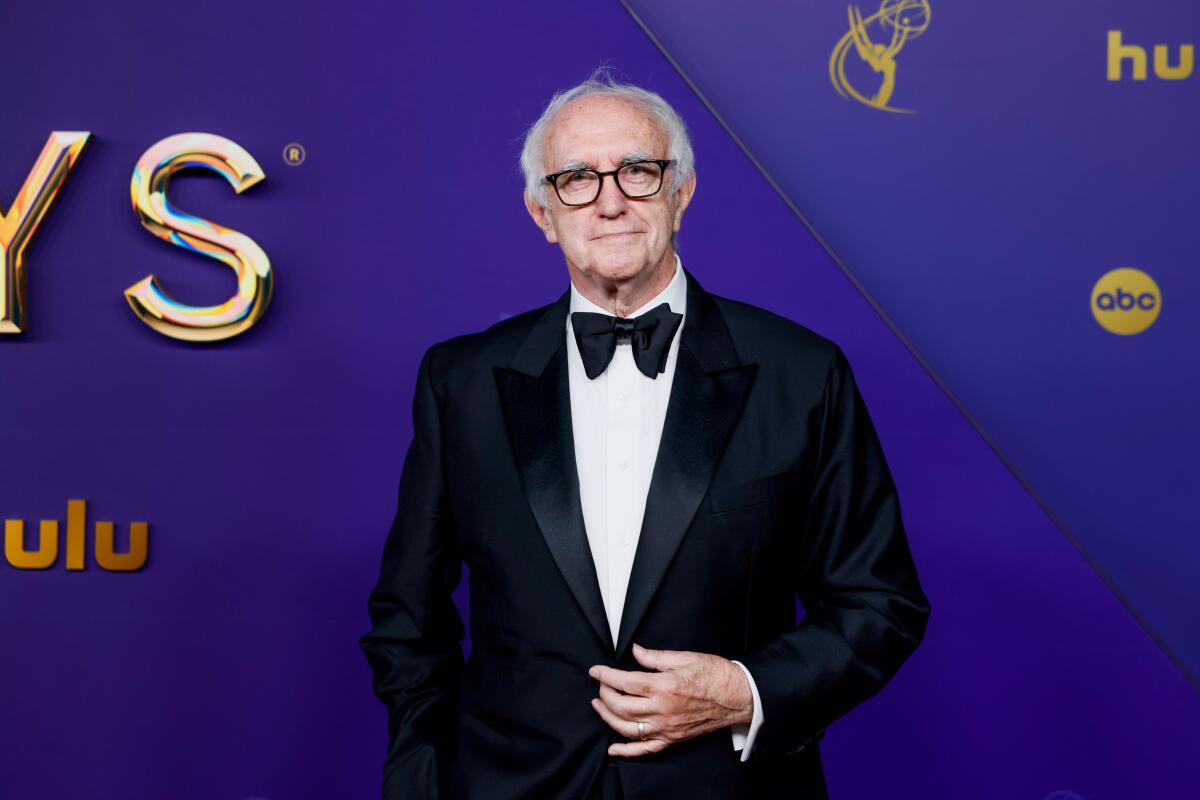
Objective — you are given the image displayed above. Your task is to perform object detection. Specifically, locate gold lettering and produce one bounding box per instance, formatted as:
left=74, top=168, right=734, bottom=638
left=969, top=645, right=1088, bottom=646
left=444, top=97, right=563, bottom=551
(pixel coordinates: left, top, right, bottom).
left=4, top=519, right=59, bottom=569
left=0, top=132, right=91, bottom=333
left=2, top=499, right=149, bottom=572
left=66, top=498, right=86, bottom=570
left=1154, top=43, right=1194, bottom=79
left=1107, top=30, right=1147, bottom=81
left=94, top=521, right=149, bottom=572
left=125, top=133, right=272, bottom=342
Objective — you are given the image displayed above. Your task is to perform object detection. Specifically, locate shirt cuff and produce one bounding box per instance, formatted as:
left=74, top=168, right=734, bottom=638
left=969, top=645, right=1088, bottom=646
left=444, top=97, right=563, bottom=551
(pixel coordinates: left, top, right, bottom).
left=729, top=659, right=764, bottom=762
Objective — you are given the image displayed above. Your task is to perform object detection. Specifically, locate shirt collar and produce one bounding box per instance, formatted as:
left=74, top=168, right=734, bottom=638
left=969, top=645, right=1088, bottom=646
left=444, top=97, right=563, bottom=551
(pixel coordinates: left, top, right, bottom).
left=567, top=253, right=687, bottom=321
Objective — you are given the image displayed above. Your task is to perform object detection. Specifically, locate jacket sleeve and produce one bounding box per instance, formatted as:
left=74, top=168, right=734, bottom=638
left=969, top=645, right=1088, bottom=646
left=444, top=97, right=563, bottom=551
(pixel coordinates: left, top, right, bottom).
left=739, top=344, right=931, bottom=763
left=359, top=344, right=464, bottom=798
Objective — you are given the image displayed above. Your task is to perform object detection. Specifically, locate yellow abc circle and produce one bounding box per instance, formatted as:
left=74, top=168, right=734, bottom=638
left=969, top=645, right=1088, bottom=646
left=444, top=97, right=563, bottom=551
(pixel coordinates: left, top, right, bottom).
left=1090, top=268, right=1161, bottom=335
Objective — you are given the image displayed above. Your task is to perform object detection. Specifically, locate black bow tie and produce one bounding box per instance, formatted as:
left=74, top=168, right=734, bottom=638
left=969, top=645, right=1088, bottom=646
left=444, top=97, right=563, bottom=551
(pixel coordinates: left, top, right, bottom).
left=570, top=302, right=684, bottom=380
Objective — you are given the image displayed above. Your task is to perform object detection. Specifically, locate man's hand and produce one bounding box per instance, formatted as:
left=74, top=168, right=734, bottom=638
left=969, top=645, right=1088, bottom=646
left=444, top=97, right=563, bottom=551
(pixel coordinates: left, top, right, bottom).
left=588, top=642, right=753, bottom=757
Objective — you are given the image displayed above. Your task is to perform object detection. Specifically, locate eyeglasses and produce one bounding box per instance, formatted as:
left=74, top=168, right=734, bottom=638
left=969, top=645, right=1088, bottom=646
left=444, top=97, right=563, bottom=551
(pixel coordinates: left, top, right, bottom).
left=544, top=159, right=675, bottom=207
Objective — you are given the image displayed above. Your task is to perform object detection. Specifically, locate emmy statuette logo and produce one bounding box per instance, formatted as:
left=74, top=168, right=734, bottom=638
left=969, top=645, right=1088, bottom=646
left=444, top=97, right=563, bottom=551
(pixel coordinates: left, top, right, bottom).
left=830, top=0, right=932, bottom=113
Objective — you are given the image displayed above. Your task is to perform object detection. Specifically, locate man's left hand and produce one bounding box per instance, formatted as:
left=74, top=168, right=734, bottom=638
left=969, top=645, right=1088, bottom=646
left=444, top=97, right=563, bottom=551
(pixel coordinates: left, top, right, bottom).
left=588, top=642, right=753, bottom=757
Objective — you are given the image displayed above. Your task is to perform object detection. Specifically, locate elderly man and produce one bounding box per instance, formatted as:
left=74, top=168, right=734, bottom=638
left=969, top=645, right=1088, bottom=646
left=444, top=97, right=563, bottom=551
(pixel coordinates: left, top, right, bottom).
left=360, top=72, right=930, bottom=800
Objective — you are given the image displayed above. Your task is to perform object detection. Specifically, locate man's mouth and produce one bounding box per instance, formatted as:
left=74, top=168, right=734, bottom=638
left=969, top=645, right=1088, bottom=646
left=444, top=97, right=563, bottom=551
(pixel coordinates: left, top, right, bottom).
left=593, top=231, right=642, bottom=240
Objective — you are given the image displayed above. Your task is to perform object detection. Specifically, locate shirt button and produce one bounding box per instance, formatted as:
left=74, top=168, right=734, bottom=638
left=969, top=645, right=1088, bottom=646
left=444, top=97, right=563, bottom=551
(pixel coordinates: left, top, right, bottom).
left=618, top=392, right=630, bottom=402
left=618, top=461, right=630, bottom=471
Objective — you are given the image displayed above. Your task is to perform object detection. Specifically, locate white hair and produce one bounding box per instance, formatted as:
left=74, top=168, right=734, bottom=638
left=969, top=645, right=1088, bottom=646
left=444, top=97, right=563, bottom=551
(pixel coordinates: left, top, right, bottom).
left=519, top=68, right=695, bottom=209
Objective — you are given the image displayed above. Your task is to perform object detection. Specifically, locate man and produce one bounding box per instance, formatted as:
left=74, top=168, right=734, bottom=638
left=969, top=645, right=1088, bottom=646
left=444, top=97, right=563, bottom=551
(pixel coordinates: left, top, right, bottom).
left=360, top=72, right=930, bottom=799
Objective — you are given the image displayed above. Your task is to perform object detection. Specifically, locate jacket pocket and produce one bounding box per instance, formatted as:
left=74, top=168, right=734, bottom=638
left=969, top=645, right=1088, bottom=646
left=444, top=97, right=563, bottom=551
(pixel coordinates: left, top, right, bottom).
left=458, top=702, right=514, bottom=742
left=706, top=466, right=801, bottom=514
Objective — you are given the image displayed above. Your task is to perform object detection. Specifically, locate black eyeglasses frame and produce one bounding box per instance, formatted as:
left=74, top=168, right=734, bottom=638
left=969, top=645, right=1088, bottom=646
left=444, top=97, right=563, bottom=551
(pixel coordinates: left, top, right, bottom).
left=543, top=159, right=676, bottom=207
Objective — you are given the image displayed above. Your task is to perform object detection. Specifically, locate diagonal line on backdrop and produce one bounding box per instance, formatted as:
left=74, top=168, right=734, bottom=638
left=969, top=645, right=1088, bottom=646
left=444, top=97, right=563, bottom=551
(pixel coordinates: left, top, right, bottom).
left=619, top=0, right=1199, bottom=692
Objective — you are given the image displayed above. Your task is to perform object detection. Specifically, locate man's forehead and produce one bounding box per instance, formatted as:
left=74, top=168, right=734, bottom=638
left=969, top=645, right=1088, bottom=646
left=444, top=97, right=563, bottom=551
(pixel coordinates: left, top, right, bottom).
left=544, top=95, right=667, bottom=168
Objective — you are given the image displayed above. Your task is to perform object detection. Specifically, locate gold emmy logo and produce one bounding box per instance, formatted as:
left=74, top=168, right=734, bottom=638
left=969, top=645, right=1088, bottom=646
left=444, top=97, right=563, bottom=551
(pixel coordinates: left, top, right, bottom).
left=830, top=0, right=932, bottom=113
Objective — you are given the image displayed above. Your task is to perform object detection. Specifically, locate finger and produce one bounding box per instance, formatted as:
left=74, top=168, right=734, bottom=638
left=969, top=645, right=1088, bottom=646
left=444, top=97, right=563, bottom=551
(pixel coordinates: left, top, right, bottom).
left=608, top=738, right=669, bottom=758
left=590, top=697, right=642, bottom=740
left=598, top=683, right=657, bottom=719
left=589, top=665, right=656, bottom=696
left=631, top=643, right=690, bottom=671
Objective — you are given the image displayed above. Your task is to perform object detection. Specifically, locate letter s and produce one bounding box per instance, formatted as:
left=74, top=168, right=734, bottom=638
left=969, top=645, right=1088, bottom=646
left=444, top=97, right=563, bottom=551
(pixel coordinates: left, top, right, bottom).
left=125, top=133, right=272, bottom=341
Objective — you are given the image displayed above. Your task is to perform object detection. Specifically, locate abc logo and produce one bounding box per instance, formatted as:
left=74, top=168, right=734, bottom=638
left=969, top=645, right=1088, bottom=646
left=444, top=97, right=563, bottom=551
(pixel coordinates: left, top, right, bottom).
left=1090, top=268, right=1161, bottom=335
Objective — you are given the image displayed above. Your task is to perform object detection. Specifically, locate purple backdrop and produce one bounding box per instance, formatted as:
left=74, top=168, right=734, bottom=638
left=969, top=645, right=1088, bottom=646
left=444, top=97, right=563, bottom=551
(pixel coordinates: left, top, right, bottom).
left=1, top=2, right=1195, bottom=799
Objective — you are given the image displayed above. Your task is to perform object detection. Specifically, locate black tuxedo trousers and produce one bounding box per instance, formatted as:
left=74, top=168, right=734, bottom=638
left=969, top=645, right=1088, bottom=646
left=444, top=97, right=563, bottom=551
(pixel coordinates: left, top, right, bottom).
left=360, top=267, right=930, bottom=799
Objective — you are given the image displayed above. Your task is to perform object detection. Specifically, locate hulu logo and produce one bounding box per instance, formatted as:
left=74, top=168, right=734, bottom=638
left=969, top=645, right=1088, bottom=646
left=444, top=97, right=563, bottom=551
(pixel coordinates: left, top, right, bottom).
left=4, top=499, right=149, bottom=571
left=1107, top=30, right=1194, bottom=81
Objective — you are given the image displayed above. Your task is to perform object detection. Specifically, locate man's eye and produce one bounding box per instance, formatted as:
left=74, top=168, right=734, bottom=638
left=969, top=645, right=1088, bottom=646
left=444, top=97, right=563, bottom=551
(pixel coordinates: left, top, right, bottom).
left=566, top=172, right=593, bottom=184
left=624, top=165, right=647, bottom=176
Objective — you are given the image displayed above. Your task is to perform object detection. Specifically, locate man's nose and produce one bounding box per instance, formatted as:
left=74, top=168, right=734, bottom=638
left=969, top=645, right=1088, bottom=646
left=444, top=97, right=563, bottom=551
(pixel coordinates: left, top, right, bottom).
left=594, top=173, right=628, bottom=217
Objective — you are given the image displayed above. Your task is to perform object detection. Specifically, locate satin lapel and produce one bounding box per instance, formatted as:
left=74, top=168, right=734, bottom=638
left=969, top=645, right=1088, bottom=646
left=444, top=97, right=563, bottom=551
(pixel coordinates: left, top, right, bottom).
left=614, top=268, right=757, bottom=658
left=494, top=289, right=614, bottom=652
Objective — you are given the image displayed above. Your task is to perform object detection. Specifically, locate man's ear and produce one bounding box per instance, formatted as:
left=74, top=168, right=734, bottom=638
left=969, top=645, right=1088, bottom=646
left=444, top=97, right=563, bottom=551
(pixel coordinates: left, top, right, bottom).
left=524, top=191, right=559, bottom=244
left=671, top=172, right=697, bottom=233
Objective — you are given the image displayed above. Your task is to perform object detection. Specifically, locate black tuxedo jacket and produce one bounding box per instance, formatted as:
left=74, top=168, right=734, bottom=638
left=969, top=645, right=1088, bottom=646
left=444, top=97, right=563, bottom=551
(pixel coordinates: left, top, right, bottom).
left=360, top=266, right=930, bottom=799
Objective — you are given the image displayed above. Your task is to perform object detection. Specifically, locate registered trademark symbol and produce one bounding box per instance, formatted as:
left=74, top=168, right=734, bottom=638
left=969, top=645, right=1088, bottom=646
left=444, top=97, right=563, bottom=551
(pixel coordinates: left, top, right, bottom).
left=282, top=142, right=306, bottom=166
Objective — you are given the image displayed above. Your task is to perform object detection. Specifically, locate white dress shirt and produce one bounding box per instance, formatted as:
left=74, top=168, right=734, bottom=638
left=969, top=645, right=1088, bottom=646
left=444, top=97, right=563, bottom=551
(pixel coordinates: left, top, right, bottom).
left=565, top=255, right=764, bottom=761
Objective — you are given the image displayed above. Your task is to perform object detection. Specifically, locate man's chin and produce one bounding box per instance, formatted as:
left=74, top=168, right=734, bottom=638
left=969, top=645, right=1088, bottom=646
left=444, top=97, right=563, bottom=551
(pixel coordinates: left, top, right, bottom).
left=587, top=262, right=649, bottom=284
left=579, top=249, right=663, bottom=281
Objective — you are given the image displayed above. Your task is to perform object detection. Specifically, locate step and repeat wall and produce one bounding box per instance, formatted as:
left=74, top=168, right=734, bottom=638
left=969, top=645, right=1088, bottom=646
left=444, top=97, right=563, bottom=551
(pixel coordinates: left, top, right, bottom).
left=2, top=1, right=1196, bottom=798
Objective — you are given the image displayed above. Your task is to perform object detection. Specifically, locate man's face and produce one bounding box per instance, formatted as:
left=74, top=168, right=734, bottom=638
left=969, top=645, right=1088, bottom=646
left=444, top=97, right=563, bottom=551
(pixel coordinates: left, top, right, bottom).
left=525, top=95, right=695, bottom=286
